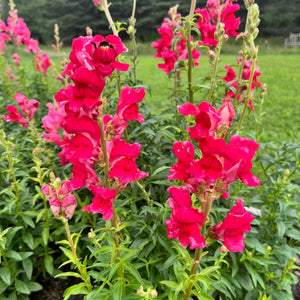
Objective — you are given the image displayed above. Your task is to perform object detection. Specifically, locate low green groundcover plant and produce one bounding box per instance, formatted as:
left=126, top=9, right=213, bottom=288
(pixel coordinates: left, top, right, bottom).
left=0, top=0, right=299, bottom=299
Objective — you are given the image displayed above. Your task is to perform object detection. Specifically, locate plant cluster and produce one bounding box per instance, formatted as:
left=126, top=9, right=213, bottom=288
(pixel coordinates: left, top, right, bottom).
left=0, top=0, right=299, bottom=299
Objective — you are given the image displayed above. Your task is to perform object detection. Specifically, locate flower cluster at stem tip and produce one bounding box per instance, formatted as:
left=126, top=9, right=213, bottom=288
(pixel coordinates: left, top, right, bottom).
left=41, top=34, right=148, bottom=220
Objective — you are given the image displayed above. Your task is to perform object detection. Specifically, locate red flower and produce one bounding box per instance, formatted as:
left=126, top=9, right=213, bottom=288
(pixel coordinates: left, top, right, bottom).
left=116, top=86, right=145, bottom=123
left=82, top=185, right=117, bottom=220
left=168, top=141, right=199, bottom=192
left=211, top=199, right=254, bottom=252
left=12, top=53, right=20, bottom=66
left=195, top=8, right=218, bottom=48
left=166, top=186, right=206, bottom=249
left=221, top=4, right=240, bottom=38
left=70, top=67, right=104, bottom=111
left=35, top=53, right=51, bottom=76
left=3, top=105, right=28, bottom=127
left=178, top=101, right=234, bottom=142
left=108, top=139, right=148, bottom=187
left=66, top=34, right=129, bottom=77
left=14, top=92, right=39, bottom=120
left=223, top=135, right=260, bottom=187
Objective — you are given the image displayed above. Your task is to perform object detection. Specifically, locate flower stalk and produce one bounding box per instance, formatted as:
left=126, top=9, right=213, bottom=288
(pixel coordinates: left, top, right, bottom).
left=62, top=218, right=92, bottom=291
left=186, top=0, right=197, bottom=103
left=236, top=53, right=257, bottom=131
left=0, top=130, right=20, bottom=215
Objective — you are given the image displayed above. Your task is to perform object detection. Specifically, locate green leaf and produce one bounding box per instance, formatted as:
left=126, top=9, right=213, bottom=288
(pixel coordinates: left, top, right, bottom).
left=112, top=280, right=123, bottom=300
left=63, top=283, right=89, bottom=300
left=123, top=262, right=143, bottom=284
left=0, top=267, right=11, bottom=285
left=55, top=272, right=82, bottom=279
left=44, top=255, right=54, bottom=275
left=160, top=280, right=178, bottom=290
left=22, top=232, right=34, bottom=250
left=22, top=259, right=33, bottom=280
left=0, top=280, right=8, bottom=294
left=236, top=272, right=253, bottom=291
left=151, top=166, right=171, bottom=177
left=277, top=220, right=286, bottom=239
left=15, top=279, right=30, bottom=295
left=28, top=281, right=43, bottom=292
left=20, top=214, right=35, bottom=228
left=42, top=227, right=49, bottom=245
left=59, top=246, right=74, bottom=261
left=6, top=250, right=22, bottom=261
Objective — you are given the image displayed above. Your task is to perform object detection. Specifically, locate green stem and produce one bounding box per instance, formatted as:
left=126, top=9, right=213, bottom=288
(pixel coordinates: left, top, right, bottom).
left=97, top=106, right=111, bottom=188
left=135, top=180, right=153, bottom=207
left=207, top=44, right=222, bottom=104
left=255, top=89, right=264, bottom=148
left=184, top=191, right=214, bottom=300
left=110, top=213, right=125, bottom=290
left=183, top=248, right=202, bottom=300
left=236, top=54, right=257, bottom=132
left=63, top=219, right=92, bottom=291
left=129, top=0, right=137, bottom=84
left=233, top=10, right=250, bottom=104
left=102, top=0, right=118, bottom=36
left=173, top=72, right=179, bottom=118
left=28, top=121, right=52, bottom=163
left=0, top=131, right=20, bottom=215
left=186, top=0, right=196, bottom=103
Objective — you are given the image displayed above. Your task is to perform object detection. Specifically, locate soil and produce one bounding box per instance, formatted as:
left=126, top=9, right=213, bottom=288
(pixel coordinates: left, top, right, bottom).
left=30, top=276, right=84, bottom=300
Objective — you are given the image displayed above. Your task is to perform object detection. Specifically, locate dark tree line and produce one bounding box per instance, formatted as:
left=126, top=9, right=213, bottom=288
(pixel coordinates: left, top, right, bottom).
left=1, top=0, right=299, bottom=45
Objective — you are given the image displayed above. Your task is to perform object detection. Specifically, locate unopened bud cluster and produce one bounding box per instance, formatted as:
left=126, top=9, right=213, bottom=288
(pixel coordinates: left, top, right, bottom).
left=137, top=286, right=158, bottom=298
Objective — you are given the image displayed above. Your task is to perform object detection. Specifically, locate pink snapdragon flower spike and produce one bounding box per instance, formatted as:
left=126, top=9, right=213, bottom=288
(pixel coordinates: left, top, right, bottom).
left=42, top=180, right=77, bottom=220
left=211, top=199, right=254, bottom=252
left=0, top=32, right=11, bottom=54
left=152, top=8, right=201, bottom=75
left=14, top=92, right=39, bottom=120
left=3, top=105, right=28, bottom=127
left=12, top=53, right=20, bottom=66
left=166, top=186, right=206, bottom=249
left=195, top=0, right=240, bottom=48
left=222, top=58, right=262, bottom=110
left=35, top=53, right=51, bottom=76
left=24, top=38, right=41, bottom=54
left=82, top=185, right=117, bottom=220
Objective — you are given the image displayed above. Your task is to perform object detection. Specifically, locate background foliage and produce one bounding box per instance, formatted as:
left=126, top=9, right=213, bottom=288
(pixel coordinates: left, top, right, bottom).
left=1, top=0, right=300, bottom=44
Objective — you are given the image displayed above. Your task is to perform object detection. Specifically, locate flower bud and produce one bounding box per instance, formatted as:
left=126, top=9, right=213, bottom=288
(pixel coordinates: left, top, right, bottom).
left=221, top=245, right=227, bottom=252
left=207, top=50, right=216, bottom=63
left=50, top=171, right=56, bottom=183
left=86, top=27, right=93, bottom=36
left=41, top=184, right=51, bottom=196
left=137, top=286, right=145, bottom=296
left=88, top=230, right=96, bottom=239
left=149, top=289, right=158, bottom=298
left=53, top=177, right=61, bottom=191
